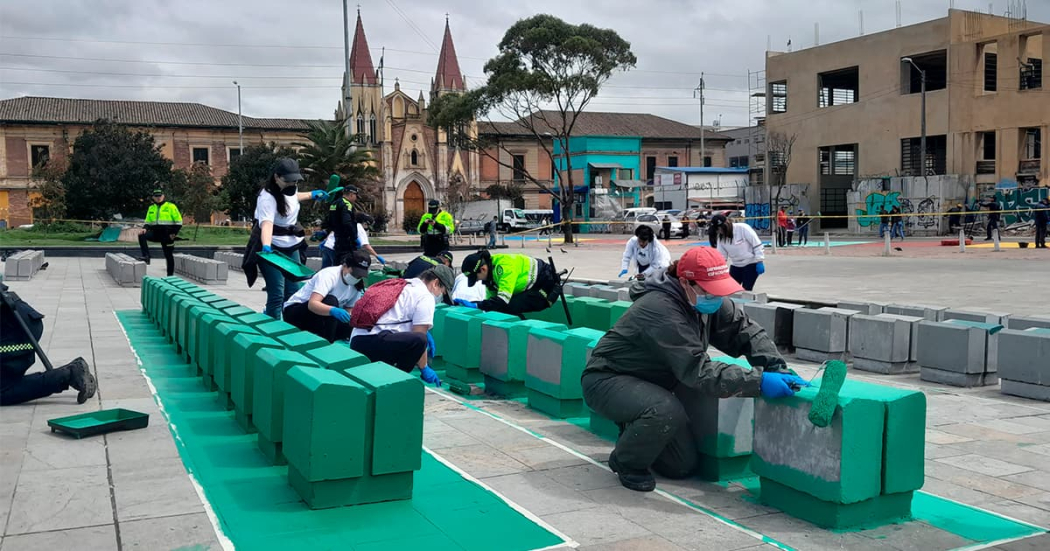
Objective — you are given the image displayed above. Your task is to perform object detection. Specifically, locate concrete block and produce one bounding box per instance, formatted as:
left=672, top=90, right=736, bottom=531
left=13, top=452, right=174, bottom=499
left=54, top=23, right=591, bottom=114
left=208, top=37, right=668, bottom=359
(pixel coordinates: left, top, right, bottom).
left=283, top=366, right=367, bottom=482
left=563, top=282, right=590, bottom=297
left=253, top=349, right=319, bottom=463
left=883, top=304, right=946, bottom=322
left=480, top=319, right=566, bottom=387
left=274, top=331, right=330, bottom=355
left=1001, top=379, right=1050, bottom=402
left=921, top=368, right=996, bottom=388
left=792, top=308, right=856, bottom=362
left=303, top=342, right=372, bottom=372
left=944, top=319, right=1002, bottom=373
left=523, top=295, right=575, bottom=327
left=743, top=301, right=804, bottom=347
left=837, top=301, right=884, bottom=316
left=849, top=314, right=913, bottom=374
left=675, top=384, right=754, bottom=463
left=254, top=319, right=299, bottom=338
left=443, top=310, right=518, bottom=373
left=916, top=321, right=987, bottom=375
left=430, top=305, right=480, bottom=361
left=229, top=334, right=283, bottom=432
left=731, top=291, right=768, bottom=304
left=760, top=477, right=913, bottom=529
left=581, top=300, right=617, bottom=331
left=106, top=253, right=146, bottom=287
left=569, top=296, right=605, bottom=330
left=306, top=257, right=323, bottom=271
left=212, top=322, right=259, bottom=400
left=588, top=407, right=620, bottom=440
left=4, top=250, right=43, bottom=281
left=341, top=362, right=424, bottom=475
left=875, top=313, right=924, bottom=362
left=591, top=285, right=619, bottom=302
left=943, top=309, right=1010, bottom=326
left=997, top=330, right=1050, bottom=386
left=288, top=465, right=412, bottom=510
left=525, top=326, right=603, bottom=418
left=609, top=300, right=632, bottom=327
left=1007, top=315, right=1050, bottom=331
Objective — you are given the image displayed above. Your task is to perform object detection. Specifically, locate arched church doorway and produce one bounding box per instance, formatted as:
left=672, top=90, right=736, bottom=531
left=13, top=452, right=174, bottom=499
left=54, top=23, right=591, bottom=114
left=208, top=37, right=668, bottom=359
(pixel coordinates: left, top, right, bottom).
left=403, top=181, right=425, bottom=215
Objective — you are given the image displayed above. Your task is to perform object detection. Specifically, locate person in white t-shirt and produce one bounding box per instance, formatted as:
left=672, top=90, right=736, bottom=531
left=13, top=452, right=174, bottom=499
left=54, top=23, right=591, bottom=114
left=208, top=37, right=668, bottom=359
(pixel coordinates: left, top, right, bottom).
left=282, top=250, right=370, bottom=342
left=618, top=225, right=671, bottom=280
left=349, top=265, right=454, bottom=385
left=256, top=158, right=329, bottom=318
left=707, top=213, right=766, bottom=291
left=452, top=272, right=487, bottom=302
left=322, top=213, right=386, bottom=268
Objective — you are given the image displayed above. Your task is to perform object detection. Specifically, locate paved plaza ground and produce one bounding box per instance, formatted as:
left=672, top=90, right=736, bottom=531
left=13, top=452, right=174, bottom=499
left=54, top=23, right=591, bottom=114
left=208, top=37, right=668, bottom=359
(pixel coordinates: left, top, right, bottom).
left=1, top=239, right=1048, bottom=550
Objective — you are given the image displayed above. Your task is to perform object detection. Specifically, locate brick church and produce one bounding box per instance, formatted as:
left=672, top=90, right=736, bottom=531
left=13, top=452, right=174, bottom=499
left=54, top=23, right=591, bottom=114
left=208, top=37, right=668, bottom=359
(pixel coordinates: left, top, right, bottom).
left=336, top=11, right=480, bottom=228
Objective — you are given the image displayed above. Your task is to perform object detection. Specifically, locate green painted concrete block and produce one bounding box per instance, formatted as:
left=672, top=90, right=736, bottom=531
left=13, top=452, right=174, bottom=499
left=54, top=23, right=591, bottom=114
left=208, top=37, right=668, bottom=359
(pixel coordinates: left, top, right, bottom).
left=524, top=296, right=575, bottom=326
left=304, top=343, right=372, bottom=372
left=444, top=310, right=519, bottom=374
left=275, top=331, right=330, bottom=355
left=229, top=334, right=283, bottom=428
left=223, top=305, right=255, bottom=318
left=212, top=323, right=259, bottom=395
left=697, top=455, right=753, bottom=482
left=235, top=312, right=275, bottom=327
left=444, top=364, right=482, bottom=384
left=582, top=300, right=616, bottom=331
left=258, top=433, right=285, bottom=466
left=254, top=319, right=299, bottom=338
left=527, top=389, right=584, bottom=419
left=480, top=319, right=567, bottom=385
left=609, top=300, right=632, bottom=327
left=199, top=294, right=227, bottom=306
left=483, top=375, right=525, bottom=398
left=569, top=296, right=604, bottom=330
left=185, top=306, right=222, bottom=365
left=252, top=349, right=319, bottom=462
left=283, top=365, right=367, bottom=481
left=209, top=299, right=242, bottom=312
left=760, top=477, right=913, bottom=529
left=432, top=306, right=481, bottom=360
left=170, top=295, right=198, bottom=352
left=752, top=384, right=885, bottom=505
left=196, top=312, right=237, bottom=383
left=288, top=464, right=413, bottom=510
left=525, top=326, right=604, bottom=400
left=588, top=408, right=620, bottom=440
left=342, top=362, right=424, bottom=476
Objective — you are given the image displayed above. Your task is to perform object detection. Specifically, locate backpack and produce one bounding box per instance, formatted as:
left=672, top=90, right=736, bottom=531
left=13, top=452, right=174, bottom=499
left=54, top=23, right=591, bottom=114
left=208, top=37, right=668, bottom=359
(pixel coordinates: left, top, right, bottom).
left=350, top=278, right=410, bottom=330
left=484, top=221, right=492, bottom=233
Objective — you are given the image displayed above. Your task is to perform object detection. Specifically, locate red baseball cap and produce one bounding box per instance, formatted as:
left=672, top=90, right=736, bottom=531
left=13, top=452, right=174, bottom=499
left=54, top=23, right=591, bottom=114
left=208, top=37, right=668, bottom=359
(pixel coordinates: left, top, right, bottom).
left=676, top=247, right=743, bottom=296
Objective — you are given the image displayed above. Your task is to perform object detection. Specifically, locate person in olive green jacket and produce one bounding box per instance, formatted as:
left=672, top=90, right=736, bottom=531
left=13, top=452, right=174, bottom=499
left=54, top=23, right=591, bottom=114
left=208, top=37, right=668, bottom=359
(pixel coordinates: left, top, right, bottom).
left=138, top=188, right=183, bottom=276
left=583, top=246, right=807, bottom=492
left=455, top=250, right=558, bottom=316
left=418, top=199, right=455, bottom=256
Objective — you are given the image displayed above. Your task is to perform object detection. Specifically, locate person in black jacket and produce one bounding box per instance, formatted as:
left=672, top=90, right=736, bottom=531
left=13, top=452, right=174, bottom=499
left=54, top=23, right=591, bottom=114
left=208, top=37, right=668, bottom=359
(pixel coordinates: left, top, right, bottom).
left=402, top=251, right=453, bottom=279
left=982, top=197, right=1001, bottom=241
left=327, top=179, right=359, bottom=265
left=1035, top=197, right=1049, bottom=249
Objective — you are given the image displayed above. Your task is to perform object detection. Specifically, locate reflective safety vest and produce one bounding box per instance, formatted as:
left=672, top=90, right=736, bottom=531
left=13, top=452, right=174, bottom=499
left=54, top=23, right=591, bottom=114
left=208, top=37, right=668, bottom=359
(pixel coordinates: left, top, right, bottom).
left=487, top=253, right=537, bottom=304
left=419, top=210, right=455, bottom=234
left=145, top=202, right=182, bottom=226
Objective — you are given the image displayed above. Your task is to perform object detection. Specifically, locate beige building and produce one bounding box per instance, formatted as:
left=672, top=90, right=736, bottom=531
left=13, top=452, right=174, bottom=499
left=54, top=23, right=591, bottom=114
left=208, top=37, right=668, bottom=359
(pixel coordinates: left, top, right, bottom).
left=765, top=9, right=1048, bottom=227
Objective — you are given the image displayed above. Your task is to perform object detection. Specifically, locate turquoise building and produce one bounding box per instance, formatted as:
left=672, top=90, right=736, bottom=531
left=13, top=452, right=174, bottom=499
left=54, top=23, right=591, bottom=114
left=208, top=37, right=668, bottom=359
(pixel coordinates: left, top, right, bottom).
left=552, top=136, right=644, bottom=232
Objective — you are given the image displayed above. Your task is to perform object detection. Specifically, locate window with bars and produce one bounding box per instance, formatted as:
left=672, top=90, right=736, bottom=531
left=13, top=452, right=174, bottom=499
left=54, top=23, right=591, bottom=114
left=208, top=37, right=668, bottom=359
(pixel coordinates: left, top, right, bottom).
left=192, top=147, right=209, bottom=165
left=900, top=135, right=947, bottom=175
left=817, top=67, right=858, bottom=108
left=984, top=52, right=997, bottom=92
left=1020, top=58, right=1043, bottom=90
left=901, top=51, right=947, bottom=94
left=770, top=81, right=787, bottom=113
left=1023, top=128, right=1042, bottom=160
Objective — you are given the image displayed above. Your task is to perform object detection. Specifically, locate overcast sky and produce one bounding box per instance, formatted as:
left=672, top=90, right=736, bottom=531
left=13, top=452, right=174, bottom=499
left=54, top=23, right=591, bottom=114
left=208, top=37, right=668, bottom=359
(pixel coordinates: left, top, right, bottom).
left=1, top=0, right=1047, bottom=128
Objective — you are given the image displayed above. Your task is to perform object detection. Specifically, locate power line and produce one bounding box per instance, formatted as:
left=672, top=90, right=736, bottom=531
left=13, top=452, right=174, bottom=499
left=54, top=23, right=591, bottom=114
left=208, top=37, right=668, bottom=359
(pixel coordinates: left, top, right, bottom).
left=384, top=0, right=438, bottom=52
left=0, top=81, right=337, bottom=89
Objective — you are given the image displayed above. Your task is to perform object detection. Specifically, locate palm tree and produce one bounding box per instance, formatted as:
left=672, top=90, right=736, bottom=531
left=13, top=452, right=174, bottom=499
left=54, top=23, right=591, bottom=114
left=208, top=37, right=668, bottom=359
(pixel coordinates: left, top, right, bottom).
left=294, top=120, right=381, bottom=205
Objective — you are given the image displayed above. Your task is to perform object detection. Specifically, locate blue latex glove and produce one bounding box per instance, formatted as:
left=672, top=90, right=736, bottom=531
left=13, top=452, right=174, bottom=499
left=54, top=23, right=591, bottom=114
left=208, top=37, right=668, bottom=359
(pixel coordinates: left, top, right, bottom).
left=760, top=372, right=809, bottom=399
left=329, top=307, right=351, bottom=324
left=261, top=244, right=273, bottom=253
left=426, top=331, right=436, bottom=359
left=376, top=255, right=387, bottom=265
left=311, top=189, right=329, bottom=201
left=755, top=262, right=766, bottom=275
left=453, top=299, right=478, bottom=309
left=420, top=366, right=441, bottom=386
left=618, top=269, right=628, bottom=278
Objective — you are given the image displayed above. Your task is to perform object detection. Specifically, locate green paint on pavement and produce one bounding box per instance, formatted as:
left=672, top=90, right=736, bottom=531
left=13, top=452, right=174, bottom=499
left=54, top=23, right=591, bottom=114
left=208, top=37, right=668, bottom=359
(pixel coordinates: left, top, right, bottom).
left=116, top=310, right=565, bottom=551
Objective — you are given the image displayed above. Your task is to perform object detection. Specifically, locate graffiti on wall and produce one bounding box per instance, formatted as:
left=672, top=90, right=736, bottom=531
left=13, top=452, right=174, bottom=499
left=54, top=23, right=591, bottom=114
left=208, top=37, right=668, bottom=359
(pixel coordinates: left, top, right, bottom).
left=856, top=192, right=901, bottom=227
left=743, top=189, right=803, bottom=231
left=744, top=203, right=771, bottom=230
left=995, top=187, right=1049, bottom=228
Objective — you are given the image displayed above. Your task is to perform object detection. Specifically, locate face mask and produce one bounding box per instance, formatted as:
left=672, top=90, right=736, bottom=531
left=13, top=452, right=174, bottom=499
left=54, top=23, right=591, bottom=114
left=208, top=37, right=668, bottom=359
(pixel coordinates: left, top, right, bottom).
left=341, top=272, right=358, bottom=286
left=694, top=295, right=723, bottom=315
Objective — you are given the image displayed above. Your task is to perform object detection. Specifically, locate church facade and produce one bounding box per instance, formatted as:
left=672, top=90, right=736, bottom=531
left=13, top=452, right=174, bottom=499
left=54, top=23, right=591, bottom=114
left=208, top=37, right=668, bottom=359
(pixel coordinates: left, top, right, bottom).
left=335, top=11, right=479, bottom=228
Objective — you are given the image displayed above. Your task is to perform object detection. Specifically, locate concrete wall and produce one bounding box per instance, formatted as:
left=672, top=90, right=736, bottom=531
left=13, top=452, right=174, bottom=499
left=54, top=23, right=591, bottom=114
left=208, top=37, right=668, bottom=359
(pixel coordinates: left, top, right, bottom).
left=743, top=184, right=813, bottom=232
left=847, top=175, right=970, bottom=235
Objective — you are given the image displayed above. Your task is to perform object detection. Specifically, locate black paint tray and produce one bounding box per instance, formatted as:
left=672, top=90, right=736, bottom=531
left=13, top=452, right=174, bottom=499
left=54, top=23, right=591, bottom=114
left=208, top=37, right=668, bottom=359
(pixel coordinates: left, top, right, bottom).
left=48, top=408, right=150, bottom=439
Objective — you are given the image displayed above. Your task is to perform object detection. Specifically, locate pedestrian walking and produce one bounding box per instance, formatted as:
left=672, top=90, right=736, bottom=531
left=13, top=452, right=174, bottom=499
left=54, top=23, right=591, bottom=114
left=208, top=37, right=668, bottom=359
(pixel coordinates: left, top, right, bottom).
left=796, top=211, right=810, bottom=246
left=138, top=188, right=182, bottom=276
left=486, top=215, right=498, bottom=248
left=891, top=206, right=906, bottom=240
left=1034, top=197, right=1049, bottom=249
left=708, top=213, right=765, bottom=291
left=982, top=197, right=1001, bottom=241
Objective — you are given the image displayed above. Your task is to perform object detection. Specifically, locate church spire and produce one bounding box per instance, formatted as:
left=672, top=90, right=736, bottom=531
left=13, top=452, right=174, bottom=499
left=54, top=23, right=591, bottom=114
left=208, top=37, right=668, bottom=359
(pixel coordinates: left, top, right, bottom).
left=433, top=17, right=465, bottom=93
left=349, top=10, right=377, bottom=85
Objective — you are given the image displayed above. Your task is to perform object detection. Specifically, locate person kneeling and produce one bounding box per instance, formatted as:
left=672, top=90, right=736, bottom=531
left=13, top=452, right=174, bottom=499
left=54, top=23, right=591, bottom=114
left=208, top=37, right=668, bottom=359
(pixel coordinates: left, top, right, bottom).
left=282, top=250, right=370, bottom=343
left=582, top=247, right=807, bottom=492
left=455, top=250, right=559, bottom=317
left=348, top=265, right=454, bottom=386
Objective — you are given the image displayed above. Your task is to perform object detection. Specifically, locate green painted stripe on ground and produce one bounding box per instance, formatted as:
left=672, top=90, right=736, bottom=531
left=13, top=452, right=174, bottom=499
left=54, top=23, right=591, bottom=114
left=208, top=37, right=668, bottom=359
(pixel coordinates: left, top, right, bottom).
left=117, top=309, right=565, bottom=551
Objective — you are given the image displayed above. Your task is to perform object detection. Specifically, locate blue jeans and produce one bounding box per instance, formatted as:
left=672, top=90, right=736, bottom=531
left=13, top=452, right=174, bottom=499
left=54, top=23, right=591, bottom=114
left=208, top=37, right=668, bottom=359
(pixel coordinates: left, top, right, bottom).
left=879, top=223, right=889, bottom=238
left=320, top=244, right=337, bottom=268
left=892, top=221, right=905, bottom=239
left=259, top=244, right=303, bottom=319
left=487, top=233, right=497, bottom=247
left=797, top=226, right=809, bottom=245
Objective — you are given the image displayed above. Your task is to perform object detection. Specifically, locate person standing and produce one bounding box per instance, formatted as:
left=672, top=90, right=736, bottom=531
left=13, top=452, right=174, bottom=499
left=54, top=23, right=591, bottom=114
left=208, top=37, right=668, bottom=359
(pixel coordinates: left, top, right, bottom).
left=982, top=196, right=1001, bottom=241
left=282, top=250, right=370, bottom=342
left=419, top=199, right=455, bottom=256
left=1034, top=197, right=1049, bottom=249
left=327, top=176, right=359, bottom=265
left=947, top=204, right=963, bottom=234
left=879, top=206, right=891, bottom=239
left=618, top=225, right=671, bottom=280
left=661, top=213, right=673, bottom=241
left=891, top=206, right=906, bottom=240
left=776, top=208, right=788, bottom=247
left=138, top=188, right=182, bottom=276
left=486, top=215, right=499, bottom=248
left=253, top=158, right=329, bottom=319
left=796, top=210, right=810, bottom=246
left=785, top=215, right=796, bottom=246
left=323, top=211, right=384, bottom=268
left=708, top=213, right=765, bottom=291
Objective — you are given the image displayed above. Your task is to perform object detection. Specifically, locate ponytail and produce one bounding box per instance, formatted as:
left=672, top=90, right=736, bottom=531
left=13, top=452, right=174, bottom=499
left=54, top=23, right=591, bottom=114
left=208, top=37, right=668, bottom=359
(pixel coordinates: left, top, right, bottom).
left=262, top=173, right=290, bottom=217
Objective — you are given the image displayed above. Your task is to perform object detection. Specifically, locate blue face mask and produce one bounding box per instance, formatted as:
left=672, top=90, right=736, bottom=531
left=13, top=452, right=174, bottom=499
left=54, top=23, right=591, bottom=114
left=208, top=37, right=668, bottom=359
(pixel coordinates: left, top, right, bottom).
left=693, top=295, right=724, bottom=315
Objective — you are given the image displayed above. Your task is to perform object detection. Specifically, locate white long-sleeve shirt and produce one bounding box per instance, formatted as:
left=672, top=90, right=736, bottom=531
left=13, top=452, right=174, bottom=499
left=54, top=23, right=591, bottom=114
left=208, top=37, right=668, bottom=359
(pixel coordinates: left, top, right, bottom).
left=715, top=223, right=765, bottom=267
left=620, top=236, right=671, bottom=276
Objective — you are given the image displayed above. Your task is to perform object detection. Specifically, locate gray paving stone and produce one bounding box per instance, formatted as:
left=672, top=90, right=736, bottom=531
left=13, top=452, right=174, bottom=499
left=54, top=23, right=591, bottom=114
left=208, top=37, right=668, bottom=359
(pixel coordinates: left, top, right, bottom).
left=6, top=465, right=112, bottom=534
left=111, top=457, right=206, bottom=522
left=430, top=445, right=531, bottom=479
left=0, top=524, right=117, bottom=551
left=577, top=536, right=688, bottom=551
left=483, top=471, right=600, bottom=516
left=120, top=512, right=221, bottom=551
left=935, top=453, right=1033, bottom=477
left=541, top=507, right=654, bottom=547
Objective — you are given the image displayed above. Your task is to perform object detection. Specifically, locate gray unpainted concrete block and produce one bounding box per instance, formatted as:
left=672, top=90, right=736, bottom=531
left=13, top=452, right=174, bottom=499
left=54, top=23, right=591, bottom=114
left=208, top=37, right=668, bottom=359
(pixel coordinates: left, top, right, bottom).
left=875, top=313, right=924, bottom=362
left=837, top=301, right=884, bottom=316
left=105, top=252, right=145, bottom=287
left=743, top=301, right=803, bottom=347
left=479, top=324, right=510, bottom=380
left=732, top=291, right=768, bottom=304
left=849, top=314, right=913, bottom=374
left=592, top=286, right=621, bottom=302
left=792, top=307, right=857, bottom=362
left=526, top=333, right=564, bottom=387
left=943, top=309, right=1010, bottom=326
left=997, top=330, right=1050, bottom=386
left=916, top=321, right=987, bottom=374
left=4, top=250, right=44, bottom=281
left=753, top=398, right=844, bottom=484
left=306, top=257, right=322, bottom=271
left=884, top=304, right=947, bottom=322
left=174, top=253, right=228, bottom=284
left=1007, top=315, right=1050, bottom=331
left=675, top=385, right=753, bottom=457
left=1001, top=379, right=1050, bottom=402
left=921, top=367, right=996, bottom=387
left=563, top=282, right=590, bottom=297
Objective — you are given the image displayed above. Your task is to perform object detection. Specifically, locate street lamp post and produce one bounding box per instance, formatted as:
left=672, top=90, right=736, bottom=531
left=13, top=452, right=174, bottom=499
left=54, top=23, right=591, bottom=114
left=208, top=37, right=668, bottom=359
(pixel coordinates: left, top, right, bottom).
left=902, top=58, right=926, bottom=177
left=233, top=81, right=243, bottom=151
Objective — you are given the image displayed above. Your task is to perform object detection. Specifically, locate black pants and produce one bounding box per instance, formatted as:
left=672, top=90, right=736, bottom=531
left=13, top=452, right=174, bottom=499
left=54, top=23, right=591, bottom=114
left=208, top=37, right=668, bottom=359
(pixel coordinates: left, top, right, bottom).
left=581, top=371, right=697, bottom=479
left=1, top=360, right=71, bottom=406
left=661, top=224, right=672, bottom=240
left=729, top=263, right=760, bottom=291
left=421, top=234, right=449, bottom=257
left=986, top=219, right=999, bottom=240
left=139, top=228, right=176, bottom=276
left=282, top=295, right=353, bottom=343
left=350, top=330, right=427, bottom=373
left=1036, top=223, right=1047, bottom=248
left=481, top=261, right=557, bottom=317
left=797, top=226, right=809, bottom=245
left=776, top=227, right=787, bottom=247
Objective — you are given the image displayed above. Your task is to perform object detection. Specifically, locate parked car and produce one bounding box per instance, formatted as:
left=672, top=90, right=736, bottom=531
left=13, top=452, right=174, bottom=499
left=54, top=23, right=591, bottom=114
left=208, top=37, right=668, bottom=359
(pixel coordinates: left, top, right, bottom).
left=635, top=213, right=688, bottom=238
left=457, top=218, right=488, bottom=236
left=619, top=207, right=657, bottom=233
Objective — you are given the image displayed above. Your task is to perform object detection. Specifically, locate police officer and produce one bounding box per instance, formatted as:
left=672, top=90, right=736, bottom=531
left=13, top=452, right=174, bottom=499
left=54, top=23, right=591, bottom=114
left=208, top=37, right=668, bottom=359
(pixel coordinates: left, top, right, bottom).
left=418, top=199, right=455, bottom=256
left=138, top=188, right=182, bottom=276
left=403, top=251, right=453, bottom=279
left=455, top=250, right=559, bottom=316
left=327, top=176, right=359, bottom=264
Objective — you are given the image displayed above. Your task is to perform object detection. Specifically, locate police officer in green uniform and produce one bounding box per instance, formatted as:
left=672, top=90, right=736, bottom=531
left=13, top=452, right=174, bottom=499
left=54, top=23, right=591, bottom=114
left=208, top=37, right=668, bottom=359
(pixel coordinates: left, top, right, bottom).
left=326, top=176, right=359, bottom=265
left=402, top=250, right=453, bottom=279
left=418, top=199, right=455, bottom=256
left=138, top=188, right=182, bottom=276
left=456, top=250, right=559, bottom=316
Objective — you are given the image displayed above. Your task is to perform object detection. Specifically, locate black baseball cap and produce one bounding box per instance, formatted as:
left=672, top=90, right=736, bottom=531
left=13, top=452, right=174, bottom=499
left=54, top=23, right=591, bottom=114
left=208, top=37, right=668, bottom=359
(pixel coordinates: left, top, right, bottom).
left=151, top=188, right=164, bottom=196
left=344, top=184, right=360, bottom=194
left=273, top=158, right=304, bottom=182
left=460, top=251, right=489, bottom=286
left=428, top=199, right=440, bottom=208
left=343, top=249, right=372, bottom=279
left=709, top=213, right=728, bottom=228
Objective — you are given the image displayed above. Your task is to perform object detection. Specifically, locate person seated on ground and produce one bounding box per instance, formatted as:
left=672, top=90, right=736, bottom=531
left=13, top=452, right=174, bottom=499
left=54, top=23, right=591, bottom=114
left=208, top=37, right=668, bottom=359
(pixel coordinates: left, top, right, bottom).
left=582, top=247, right=805, bottom=492
left=1, top=283, right=96, bottom=406
left=348, top=265, right=454, bottom=386
left=455, top=250, right=560, bottom=317
left=282, top=250, right=370, bottom=343
left=402, top=250, right=453, bottom=279
left=452, top=271, right=488, bottom=303
left=618, top=225, right=670, bottom=280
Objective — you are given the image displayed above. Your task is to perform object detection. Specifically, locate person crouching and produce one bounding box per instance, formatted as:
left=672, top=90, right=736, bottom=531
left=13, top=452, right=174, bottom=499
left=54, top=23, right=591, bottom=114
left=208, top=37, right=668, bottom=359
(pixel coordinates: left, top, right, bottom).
left=282, top=250, right=370, bottom=343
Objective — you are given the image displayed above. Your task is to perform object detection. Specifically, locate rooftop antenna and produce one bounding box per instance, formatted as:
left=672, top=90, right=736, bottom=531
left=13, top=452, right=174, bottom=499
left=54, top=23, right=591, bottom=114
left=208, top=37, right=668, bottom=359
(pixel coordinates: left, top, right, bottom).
left=814, top=23, right=820, bottom=46
left=787, top=37, right=793, bottom=52
left=896, top=0, right=902, bottom=28
left=859, top=10, right=864, bottom=35
left=767, top=35, right=772, bottom=51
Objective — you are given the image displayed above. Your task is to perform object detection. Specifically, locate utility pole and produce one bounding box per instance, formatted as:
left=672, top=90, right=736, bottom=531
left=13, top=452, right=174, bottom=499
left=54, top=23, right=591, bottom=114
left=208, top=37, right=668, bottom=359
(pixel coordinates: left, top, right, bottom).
left=233, top=81, right=243, bottom=151
left=694, top=74, right=705, bottom=167
left=903, top=58, right=927, bottom=178
left=342, top=0, right=352, bottom=138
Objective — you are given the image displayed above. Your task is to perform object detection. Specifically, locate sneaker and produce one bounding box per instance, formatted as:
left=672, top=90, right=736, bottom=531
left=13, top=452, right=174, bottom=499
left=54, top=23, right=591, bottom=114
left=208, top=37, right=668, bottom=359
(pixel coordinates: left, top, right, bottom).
left=608, top=452, right=656, bottom=492
left=66, top=357, right=97, bottom=404
left=138, top=256, right=151, bottom=265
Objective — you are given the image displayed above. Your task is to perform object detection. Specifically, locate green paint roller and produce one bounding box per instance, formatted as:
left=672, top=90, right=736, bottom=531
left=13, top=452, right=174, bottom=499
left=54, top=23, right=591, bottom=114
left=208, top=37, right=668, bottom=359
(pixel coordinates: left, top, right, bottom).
left=808, top=360, right=847, bottom=428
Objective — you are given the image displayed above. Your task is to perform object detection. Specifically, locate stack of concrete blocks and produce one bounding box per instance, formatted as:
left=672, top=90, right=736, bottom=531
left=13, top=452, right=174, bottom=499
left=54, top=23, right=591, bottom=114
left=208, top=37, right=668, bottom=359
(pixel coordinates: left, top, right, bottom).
left=430, top=305, right=482, bottom=372
left=742, top=302, right=804, bottom=353
left=442, top=310, right=520, bottom=384
left=883, top=304, right=947, bottom=322
left=730, top=291, right=769, bottom=305
left=525, top=326, right=605, bottom=418
left=943, top=309, right=1010, bottom=327
left=849, top=314, right=922, bottom=374
left=837, top=301, right=884, bottom=316
left=593, top=285, right=631, bottom=303
left=1006, top=315, right=1050, bottom=331
left=173, top=253, right=229, bottom=284
left=3, top=250, right=45, bottom=281
left=480, top=319, right=567, bottom=397
left=998, top=328, right=1050, bottom=401
left=577, top=298, right=617, bottom=332
left=752, top=379, right=926, bottom=529
left=214, top=251, right=245, bottom=272
left=563, top=282, right=592, bottom=298
left=917, top=320, right=1001, bottom=387
left=946, top=319, right=1004, bottom=374
left=283, top=362, right=424, bottom=509
left=105, top=253, right=146, bottom=286
left=791, top=307, right=860, bottom=363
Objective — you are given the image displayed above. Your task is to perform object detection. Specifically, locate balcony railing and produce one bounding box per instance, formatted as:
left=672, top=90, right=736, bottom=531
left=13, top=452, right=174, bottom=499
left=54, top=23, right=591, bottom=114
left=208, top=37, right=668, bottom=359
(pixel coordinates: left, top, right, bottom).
left=1019, top=159, right=1041, bottom=175
left=976, top=160, right=996, bottom=174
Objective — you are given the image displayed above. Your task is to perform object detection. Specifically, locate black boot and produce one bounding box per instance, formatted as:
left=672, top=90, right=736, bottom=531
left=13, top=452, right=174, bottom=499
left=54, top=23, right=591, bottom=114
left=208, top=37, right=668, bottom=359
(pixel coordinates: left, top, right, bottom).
left=65, top=357, right=97, bottom=404
left=608, top=452, right=656, bottom=492
left=138, top=256, right=151, bottom=265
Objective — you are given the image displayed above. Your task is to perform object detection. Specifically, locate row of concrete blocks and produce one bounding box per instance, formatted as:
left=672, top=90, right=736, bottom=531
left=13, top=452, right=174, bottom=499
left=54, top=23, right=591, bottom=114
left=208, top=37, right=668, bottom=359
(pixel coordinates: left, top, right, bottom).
left=213, top=251, right=244, bottom=272
left=140, top=276, right=424, bottom=509
left=3, top=249, right=44, bottom=281
left=173, top=253, right=228, bottom=284
left=565, top=280, right=769, bottom=306
left=104, top=253, right=146, bottom=287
